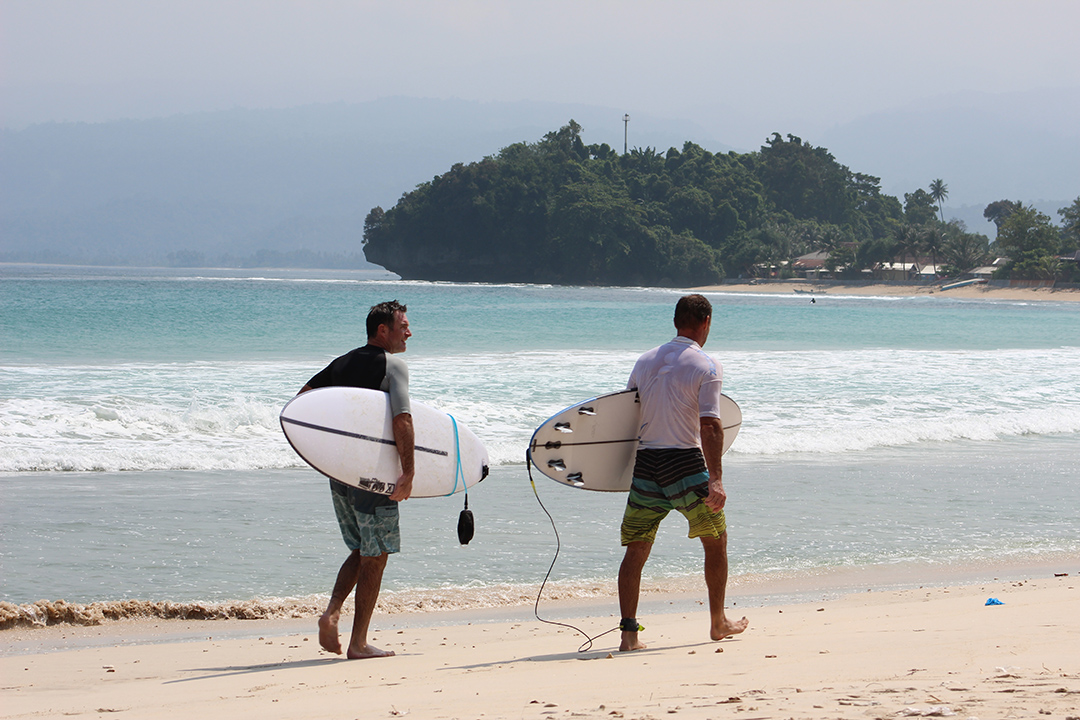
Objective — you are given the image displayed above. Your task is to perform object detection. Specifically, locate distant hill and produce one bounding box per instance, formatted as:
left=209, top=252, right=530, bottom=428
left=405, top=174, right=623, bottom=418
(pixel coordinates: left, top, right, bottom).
left=363, top=124, right=910, bottom=286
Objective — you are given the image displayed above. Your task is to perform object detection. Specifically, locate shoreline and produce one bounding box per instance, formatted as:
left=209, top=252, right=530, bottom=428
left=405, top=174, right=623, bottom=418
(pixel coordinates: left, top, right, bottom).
left=2, top=573, right=1076, bottom=719
left=4, top=553, right=1074, bottom=647
left=6, top=263, right=1078, bottom=302
left=694, top=280, right=1080, bottom=301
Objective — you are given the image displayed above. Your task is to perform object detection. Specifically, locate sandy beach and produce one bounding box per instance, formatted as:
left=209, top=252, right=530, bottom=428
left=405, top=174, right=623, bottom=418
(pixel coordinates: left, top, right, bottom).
left=3, top=574, right=1077, bottom=719
left=694, top=281, right=1080, bottom=302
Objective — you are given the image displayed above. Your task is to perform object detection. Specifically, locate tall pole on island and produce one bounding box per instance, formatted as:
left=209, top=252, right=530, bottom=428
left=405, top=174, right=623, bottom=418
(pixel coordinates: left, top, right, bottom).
left=623, top=113, right=630, bottom=155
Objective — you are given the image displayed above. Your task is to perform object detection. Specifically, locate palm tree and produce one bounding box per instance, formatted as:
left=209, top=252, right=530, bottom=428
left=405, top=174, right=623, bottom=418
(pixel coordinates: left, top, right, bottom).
left=942, top=228, right=989, bottom=274
left=929, top=179, right=948, bottom=223
left=922, top=226, right=946, bottom=279
left=1034, top=255, right=1061, bottom=281
left=894, top=224, right=923, bottom=280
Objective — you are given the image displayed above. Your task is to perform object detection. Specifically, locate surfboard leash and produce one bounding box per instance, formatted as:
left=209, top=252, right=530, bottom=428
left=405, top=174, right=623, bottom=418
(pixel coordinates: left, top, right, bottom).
left=447, top=414, right=465, bottom=496
left=449, top=414, right=474, bottom=545
left=525, top=448, right=620, bottom=653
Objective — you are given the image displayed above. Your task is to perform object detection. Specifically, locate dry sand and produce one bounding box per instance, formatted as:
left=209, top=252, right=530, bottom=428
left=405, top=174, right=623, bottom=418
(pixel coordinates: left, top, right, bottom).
left=3, top=575, right=1077, bottom=719
left=694, top=282, right=1080, bottom=302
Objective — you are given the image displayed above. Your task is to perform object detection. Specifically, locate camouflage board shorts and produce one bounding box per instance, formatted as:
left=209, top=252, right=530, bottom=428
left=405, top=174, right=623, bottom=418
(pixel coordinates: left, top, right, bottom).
left=331, top=482, right=401, bottom=556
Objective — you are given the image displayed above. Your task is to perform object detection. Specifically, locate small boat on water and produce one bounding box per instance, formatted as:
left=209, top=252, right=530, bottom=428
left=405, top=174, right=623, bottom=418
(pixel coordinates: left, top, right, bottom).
left=940, top=278, right=987, bottom=291
left=793, top=288, right=826, bottom=295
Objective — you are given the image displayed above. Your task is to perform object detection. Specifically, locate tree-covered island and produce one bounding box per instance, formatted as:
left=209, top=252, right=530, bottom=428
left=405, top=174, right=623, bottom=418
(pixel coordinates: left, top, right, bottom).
left=364, top=121, right=1079, bottom=286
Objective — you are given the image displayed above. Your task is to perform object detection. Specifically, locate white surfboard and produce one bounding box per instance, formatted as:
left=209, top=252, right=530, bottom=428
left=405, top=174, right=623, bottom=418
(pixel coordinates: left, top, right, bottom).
left=528, top=389, right=741, bottom=492
left=281, top=387, right=489, bottom=498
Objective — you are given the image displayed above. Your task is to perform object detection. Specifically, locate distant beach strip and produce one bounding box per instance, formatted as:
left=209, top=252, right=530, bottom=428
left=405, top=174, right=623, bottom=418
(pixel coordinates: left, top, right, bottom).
left=694, top=280, right=1080, bottom=300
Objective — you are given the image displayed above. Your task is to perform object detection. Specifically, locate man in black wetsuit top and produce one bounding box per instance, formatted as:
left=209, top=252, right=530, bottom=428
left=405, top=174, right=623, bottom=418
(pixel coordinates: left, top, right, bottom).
left=298, top=300, right=413, bottom=659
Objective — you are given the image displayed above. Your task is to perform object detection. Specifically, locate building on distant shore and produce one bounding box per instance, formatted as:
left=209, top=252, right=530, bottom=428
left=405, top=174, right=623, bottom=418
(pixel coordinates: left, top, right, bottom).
left=965, top=266, right=997, bottom=280
left=792, top=251, right=829, bottom=280
left=877, top=259, right=939, bottom=283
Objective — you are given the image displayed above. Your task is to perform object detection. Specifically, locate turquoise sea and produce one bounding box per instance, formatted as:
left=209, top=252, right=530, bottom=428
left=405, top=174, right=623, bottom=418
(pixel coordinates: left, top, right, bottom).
left=2, top=264, right=1079, bottom=618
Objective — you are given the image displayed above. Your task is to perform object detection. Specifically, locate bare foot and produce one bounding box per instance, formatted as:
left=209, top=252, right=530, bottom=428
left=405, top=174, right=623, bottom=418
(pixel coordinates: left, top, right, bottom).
left=710, top=615, right=749, bottom=641
left=346, top=643, right=396, bottom=660
left=619, top=631, right=647, bottom=652
left=318, top=611, right=342, bottom=654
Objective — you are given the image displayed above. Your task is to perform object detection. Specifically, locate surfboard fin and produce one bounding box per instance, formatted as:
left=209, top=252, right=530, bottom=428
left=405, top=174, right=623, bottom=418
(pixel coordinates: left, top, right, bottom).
left=554, top=422, right=572, bottom=433
left=566, top=472, right=584, bottom=487
left=547, top=459, right=566, bottom=472
left=577, top=406, right=596, bottom=415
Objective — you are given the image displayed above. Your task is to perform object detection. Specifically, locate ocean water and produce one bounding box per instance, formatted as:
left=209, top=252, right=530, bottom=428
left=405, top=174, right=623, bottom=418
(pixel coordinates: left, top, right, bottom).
left=2, top=265, right=1079, bottom=619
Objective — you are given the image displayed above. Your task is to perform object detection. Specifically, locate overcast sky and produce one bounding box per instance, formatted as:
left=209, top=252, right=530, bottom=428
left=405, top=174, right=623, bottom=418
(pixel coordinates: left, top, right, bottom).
left=4, top=0, right=1079, bottom=145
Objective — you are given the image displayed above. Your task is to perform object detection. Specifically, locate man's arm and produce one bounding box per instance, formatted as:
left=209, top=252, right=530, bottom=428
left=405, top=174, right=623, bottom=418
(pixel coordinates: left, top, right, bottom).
left=389, top=412, right=415, bottom=501
left=700, top=416, right=726, bottom=512
left=382, top=354, right=414, bottom=501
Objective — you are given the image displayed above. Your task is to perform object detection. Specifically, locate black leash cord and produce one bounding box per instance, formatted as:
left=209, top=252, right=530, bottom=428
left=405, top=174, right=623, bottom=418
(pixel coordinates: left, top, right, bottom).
left=526, top=448, right=619, bottom=653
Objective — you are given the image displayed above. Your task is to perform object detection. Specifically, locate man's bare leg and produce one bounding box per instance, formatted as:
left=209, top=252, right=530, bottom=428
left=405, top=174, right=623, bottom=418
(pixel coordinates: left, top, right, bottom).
left=346, top=552, right=394, bottom=659
left=315, top=552, right=362, bottom=651
left=618, top=541, right=652, bottom=651
left=701, top=533, right=748, bottom=640
left=318, top=550, right=362, bottom=654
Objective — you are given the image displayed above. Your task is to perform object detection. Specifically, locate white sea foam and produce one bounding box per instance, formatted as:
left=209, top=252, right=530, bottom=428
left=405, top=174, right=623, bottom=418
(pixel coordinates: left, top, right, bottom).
left=732, top=406, right=1080, bottom=455
left=2, top=345, right=1078, bottom=472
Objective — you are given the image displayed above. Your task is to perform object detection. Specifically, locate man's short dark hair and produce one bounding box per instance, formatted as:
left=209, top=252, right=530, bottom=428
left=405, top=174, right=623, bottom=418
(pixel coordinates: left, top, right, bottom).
left=673, top=294, right=712, bottom=329
left=367, top=300, right=407, bottom=339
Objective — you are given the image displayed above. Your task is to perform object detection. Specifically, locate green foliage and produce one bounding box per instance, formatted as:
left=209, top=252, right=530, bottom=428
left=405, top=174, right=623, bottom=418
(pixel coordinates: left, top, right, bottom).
left=858, top=236, right=901, bottom=270
left=983, top=200, right=1021, bottom=230
left=755, top=133, right=872, bottom=229
left=939, top=220, right=990, bottom=276
left=1009, top=251, right=1061, bottom=281
left=363, top=122, right=913, bottom=285
left=994, top=205, right=1060, bottom=256
left=893, top=224, right=924, bottom=267
left=904, top=189, right=938, bottom=226
left=825, top=244, right=860, bottom=278
left=1058, top=197, right=1080, bottom=253
left=992, top=204, right=1064, bottom=280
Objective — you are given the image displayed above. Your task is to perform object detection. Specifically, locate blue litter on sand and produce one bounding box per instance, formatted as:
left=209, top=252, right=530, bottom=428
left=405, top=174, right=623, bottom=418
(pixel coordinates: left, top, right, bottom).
left=985, top=597, right=1004, bottom=606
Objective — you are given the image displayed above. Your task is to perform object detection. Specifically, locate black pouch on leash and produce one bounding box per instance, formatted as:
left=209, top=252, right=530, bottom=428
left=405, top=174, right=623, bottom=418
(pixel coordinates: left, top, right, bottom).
left=457, top=494, right=474, bottom=545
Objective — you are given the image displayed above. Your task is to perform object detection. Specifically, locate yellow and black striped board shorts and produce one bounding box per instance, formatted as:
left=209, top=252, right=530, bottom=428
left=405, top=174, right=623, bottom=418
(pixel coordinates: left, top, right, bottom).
left=620, top=447, right=727, bottom=544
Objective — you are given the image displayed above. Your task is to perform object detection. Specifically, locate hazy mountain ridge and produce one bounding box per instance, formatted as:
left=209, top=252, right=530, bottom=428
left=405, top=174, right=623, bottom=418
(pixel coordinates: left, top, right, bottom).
left=817, top=87, right=1079, bottom=214
left=0, top=98, right=729, bottom=265
left=2, top=93, right=1075, bottom=266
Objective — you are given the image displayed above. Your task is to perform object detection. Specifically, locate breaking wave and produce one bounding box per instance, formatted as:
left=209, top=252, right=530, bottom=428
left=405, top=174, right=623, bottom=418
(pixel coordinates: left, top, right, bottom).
left=2, top=347, right=1078, bottom=472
